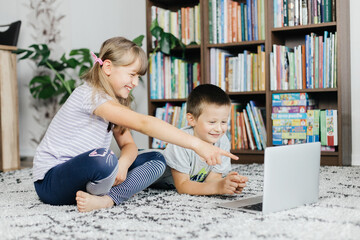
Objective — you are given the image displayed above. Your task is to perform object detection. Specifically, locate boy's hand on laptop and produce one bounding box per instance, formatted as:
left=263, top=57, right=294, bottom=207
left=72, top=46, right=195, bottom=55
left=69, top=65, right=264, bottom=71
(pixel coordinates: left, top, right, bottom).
left=234, top=175, right=248, bottom=194
left=217, top=172, right=244, bottom=195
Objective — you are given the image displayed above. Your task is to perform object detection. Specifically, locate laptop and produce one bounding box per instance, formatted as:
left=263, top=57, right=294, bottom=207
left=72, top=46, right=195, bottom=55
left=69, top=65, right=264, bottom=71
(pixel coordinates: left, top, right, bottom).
left=217, top=142, right=321, bottom=214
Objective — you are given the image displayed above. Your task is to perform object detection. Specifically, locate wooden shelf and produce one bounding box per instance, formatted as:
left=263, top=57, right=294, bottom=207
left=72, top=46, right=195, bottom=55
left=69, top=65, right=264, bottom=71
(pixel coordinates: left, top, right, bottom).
left=146, top=0, right=351, bottom=166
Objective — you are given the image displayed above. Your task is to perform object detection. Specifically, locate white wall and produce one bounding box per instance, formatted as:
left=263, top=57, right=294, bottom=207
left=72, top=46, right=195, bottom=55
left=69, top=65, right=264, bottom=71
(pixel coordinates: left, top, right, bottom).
left=1, top=0, right=359, bottom=165
left=350, top=0, right=360, bottom=166
left=0, top=0, right=149, bottom=157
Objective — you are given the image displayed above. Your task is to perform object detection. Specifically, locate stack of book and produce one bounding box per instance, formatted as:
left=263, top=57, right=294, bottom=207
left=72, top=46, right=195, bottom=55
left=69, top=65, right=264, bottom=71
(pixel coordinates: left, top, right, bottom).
left=304, top=108, right=338, bottom=151
left=230, top=100, right=266, bottom=150
left=273, top=0, right=336, bottom=28
left=272, top=93, right=313, bottom=145
left=152, top=103, right=188, bottom=149
left=272, top=93, right=338, bottom=150
left=208, top=0, right=265, bottom=44
left=270, top=31, right=337, bottom=90
left=151, top=4, right=201, bottom=47
left=210, top=45, right=265, bottom=92
left=149, top=52, right=200, bottom=99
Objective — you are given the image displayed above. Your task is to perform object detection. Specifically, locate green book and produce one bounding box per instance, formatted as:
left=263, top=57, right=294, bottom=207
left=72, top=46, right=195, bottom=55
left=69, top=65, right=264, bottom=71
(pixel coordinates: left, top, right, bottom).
left=283, top=0, right=289, bottom=26
left=209, top=0, right=213, bottom=43
left=320, top=110, right=327, bottom=145
left=241, top=3, right=246, bottom=41
left=315, top=36, right=319, bottom=88
left=324, top=0, right=332, bottom=22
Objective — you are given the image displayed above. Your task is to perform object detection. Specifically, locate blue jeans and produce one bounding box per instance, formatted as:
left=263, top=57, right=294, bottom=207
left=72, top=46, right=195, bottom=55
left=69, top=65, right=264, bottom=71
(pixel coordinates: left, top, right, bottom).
left=34, top=148, right=166, bottom=205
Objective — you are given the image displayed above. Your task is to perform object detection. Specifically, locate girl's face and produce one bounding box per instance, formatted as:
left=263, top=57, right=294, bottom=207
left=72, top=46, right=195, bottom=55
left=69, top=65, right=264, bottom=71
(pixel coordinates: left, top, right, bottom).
left=108, top=59, right=140, bottom=98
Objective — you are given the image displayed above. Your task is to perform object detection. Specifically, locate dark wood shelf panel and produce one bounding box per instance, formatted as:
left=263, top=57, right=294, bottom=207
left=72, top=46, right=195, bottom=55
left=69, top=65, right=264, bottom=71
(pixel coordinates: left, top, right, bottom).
left=228, top=91, right=266, bottom=96
left=150, top=0, right=199, bottom=8
left=231, top=149, right=264, bottom=155
left=206, top=40, right=265, bottom=49
left=149, top=98, right=187, bottom=103
left=272, top=22, right=337, bottom=32
left=271, top=88, right=338, bottom=93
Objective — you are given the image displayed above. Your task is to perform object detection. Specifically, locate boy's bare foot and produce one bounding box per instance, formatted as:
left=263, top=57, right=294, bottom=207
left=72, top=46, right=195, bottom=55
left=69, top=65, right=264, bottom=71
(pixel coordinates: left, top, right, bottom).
left=76, top=191, right=114, bottom=212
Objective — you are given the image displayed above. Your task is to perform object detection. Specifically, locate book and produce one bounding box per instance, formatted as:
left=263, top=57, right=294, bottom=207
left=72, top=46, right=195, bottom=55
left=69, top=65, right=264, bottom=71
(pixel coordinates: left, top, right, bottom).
left=326, top=109, right=338, bottom=146
left=249, top=101, right=266, bottom=149
left=272, top=106, right=307, bottom=113
left=272, top=112, right=308, bottom=119
left=152, top=107, right=166, bottom=148
left=273, top=119, right=307, bottom=126
left=272, top=92, right=308, bottom=101
left=246, top=103, right=262, bottom=150
left=306, top=109, right=320, bottom=142
left=243, top=109, right=255, bottom=150
left=320, top=110, right=327, bottom=145
left=240, top=112, right=249, bottom=149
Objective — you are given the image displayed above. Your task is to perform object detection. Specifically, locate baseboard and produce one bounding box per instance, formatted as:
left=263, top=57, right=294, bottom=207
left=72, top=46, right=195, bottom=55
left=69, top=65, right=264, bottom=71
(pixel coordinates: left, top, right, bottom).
left=351, top=154, right=360, bottom=166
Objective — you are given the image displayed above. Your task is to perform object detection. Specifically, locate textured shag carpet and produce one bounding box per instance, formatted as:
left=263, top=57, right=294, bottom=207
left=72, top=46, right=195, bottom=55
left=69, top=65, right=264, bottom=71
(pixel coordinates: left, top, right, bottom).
left=0, top=164, right=359, bottom=240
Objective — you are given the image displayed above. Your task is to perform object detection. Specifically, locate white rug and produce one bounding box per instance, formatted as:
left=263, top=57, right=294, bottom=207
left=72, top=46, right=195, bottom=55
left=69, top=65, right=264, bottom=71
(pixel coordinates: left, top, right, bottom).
left=0, top=164, right=359, bottom=240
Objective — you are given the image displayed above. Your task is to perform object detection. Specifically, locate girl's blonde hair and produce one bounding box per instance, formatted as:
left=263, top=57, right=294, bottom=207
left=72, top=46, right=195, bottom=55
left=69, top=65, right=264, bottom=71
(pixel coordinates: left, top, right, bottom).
left=82, top=36, right=148, bottom=134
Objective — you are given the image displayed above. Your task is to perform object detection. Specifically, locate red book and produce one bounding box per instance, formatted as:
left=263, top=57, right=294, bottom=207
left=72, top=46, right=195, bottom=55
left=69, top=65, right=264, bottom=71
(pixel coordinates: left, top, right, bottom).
left=301, top=44, right=306, bottom=89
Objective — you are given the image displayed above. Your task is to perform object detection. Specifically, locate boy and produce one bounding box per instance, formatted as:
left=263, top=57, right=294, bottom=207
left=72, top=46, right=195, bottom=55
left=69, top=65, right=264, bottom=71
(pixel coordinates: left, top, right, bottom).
left=152, top=84, right=248, bottom=195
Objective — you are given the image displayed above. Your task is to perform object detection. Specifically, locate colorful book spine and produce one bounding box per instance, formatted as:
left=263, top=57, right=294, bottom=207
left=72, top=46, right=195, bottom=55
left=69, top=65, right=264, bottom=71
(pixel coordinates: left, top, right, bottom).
left=246, top=103, right=262, bottom=150
left=306, top=109, right=320, bottom=142
left=273, top=126, right=307, bottom=139
left=326, top=109, right=338, bottom=146
left=243, top=109, right=255, bottom=150
left=272, top=92, right=308, bottom=101
left=249, top=101, right=266, bottom=149
left=272, top=106, right=307, bottom=113
left=273, top=119, right=307, bottom=126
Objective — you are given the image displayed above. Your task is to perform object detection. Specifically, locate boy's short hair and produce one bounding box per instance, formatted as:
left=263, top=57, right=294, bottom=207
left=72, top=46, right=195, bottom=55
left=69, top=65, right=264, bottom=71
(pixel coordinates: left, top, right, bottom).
left=186, top=84, right=231, bottom=119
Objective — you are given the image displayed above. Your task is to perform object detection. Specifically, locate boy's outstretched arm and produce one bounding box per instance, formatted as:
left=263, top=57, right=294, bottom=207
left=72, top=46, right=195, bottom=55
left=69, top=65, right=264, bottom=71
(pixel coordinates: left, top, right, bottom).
left=171, top=169, right=246, bottom=195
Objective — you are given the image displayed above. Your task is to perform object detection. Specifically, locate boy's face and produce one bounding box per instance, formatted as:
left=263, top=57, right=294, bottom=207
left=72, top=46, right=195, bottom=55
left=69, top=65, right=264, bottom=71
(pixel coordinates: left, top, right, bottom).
left=187, top=104, right=230, bottom=144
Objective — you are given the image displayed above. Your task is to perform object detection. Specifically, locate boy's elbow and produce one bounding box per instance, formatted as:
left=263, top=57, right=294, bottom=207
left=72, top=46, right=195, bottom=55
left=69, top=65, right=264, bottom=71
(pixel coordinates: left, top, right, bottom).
left=174, top=183, right=191, bottom=195
left=175, top=186, right=187, bottom=195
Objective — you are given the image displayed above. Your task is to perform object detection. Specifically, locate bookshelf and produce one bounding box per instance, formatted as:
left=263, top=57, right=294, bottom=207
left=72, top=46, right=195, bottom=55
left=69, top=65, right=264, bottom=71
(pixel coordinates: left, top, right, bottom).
left=145, top=0, right=351, bottom=166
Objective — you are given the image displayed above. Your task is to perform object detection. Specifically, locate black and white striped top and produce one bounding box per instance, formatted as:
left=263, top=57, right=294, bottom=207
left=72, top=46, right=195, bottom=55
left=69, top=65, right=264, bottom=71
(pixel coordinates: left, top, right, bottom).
left=32, top=82, right=113, bottom=181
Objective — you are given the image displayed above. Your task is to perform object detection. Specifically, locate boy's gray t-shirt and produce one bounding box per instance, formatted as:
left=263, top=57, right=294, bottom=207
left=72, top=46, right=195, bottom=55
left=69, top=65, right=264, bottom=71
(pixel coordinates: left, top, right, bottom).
left=158, top=126, right=231, bottom=188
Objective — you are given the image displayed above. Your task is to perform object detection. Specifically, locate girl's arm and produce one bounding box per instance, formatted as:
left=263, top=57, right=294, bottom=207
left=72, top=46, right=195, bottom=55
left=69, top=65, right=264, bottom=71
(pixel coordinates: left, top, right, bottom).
left=94, top=101, right=239, bottom=165
left=171, top=169, right=240, bottom=195
left=112, top=128, right=138, bottom=186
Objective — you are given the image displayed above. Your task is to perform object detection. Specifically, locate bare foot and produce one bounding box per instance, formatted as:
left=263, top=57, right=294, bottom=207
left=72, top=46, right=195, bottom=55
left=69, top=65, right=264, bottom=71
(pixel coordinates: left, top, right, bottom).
left=76, top=191, right=114, bottom=212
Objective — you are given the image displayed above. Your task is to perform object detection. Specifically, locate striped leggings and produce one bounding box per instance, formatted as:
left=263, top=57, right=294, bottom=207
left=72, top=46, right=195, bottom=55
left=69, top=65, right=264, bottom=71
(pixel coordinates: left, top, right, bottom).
left=34, top=148, right=166, bottom=206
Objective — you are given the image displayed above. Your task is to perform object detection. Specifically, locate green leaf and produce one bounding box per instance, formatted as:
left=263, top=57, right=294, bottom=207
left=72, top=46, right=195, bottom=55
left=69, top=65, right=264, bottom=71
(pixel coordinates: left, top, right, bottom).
left=150, top=18, right=160, bottom=31
left=79, top=65, right=91, bottom=77
left=37, top=85, right=57, bottom=99
left=132, top=35, right=144, bottom=47
left=151, top=24, right=163, bottom=40
left=29, top=75, right=52, bottom=85
left=29, top=75, right=56, bottom=99
left=66, top=58, right=80, bottom=68
left=13, top=49, right=27, bottom=54
left=159, top=32, right=171, bottom=54
left=18, top=50, right=34, bottom=60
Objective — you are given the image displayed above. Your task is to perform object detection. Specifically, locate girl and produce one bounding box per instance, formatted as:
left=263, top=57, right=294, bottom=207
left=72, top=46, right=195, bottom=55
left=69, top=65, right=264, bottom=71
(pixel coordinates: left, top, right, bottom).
left=33, top=37, right=238, bottom=212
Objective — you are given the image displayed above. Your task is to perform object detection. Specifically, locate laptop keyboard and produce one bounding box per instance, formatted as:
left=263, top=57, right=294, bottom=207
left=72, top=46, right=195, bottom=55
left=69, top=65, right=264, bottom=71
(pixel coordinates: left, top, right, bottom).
left=242, top=202, right=263, bottom=211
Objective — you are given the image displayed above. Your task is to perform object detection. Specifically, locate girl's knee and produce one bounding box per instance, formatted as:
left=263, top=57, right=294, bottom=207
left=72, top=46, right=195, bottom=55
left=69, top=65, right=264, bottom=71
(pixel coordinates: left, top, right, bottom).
left=148, top=151, right=166, bottom=169
left=88, top=148, right=118, bottom=174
